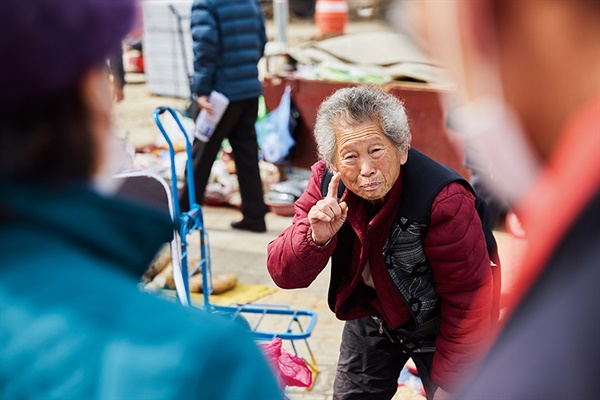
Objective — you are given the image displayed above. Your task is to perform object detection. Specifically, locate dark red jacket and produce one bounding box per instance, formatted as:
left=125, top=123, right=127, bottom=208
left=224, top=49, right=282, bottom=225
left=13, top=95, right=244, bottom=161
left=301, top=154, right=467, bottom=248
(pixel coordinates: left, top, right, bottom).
left=267, top=160, right=493, bottom=389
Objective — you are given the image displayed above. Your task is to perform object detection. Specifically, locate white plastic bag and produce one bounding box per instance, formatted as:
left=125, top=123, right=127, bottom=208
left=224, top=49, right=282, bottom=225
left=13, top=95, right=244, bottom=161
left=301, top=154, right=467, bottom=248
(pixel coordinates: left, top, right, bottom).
left=256, top=86, right=295, bottom=164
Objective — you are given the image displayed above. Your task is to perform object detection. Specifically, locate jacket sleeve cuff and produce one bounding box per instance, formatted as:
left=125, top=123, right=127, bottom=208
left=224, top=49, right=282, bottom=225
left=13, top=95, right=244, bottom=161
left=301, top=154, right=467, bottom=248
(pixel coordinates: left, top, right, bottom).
left=305, top=227, right=337, bottom=251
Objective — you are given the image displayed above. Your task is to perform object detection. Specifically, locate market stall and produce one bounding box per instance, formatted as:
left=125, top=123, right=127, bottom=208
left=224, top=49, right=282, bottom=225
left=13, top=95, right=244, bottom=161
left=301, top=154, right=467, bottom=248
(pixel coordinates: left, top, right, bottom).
left=263, top=77, right=469, bottom=178
left=261, top=31, right=470, bottom=179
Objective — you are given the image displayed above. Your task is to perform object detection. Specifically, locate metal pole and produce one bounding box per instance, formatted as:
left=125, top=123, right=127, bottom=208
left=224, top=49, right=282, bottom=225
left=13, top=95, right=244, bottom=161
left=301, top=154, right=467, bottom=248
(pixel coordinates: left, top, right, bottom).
left=273, top=0, right=288, bottom=47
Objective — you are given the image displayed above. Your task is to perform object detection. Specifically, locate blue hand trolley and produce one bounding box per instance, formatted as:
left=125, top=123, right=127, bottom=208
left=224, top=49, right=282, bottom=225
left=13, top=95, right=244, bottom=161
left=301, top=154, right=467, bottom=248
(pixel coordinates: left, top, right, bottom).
left=152, top=106, right=318, bottom=381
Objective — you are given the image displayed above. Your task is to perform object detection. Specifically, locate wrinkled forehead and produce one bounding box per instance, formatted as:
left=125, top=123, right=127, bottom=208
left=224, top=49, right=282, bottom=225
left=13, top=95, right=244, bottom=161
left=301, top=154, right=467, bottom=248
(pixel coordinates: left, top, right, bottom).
left=333, top=120, right=387, bottom=149
left=332, top=115, right=381, bottom=135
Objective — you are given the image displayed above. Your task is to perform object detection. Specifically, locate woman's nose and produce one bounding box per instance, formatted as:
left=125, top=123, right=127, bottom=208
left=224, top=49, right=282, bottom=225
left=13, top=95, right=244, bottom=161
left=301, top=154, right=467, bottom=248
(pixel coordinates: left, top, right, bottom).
left=360, top=160, right=376, bottom=176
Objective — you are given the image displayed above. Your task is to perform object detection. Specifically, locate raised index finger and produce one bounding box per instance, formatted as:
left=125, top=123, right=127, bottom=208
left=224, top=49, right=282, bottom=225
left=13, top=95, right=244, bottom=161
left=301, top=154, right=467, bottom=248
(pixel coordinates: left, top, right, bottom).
left=326, top=172, right=342, bottom=200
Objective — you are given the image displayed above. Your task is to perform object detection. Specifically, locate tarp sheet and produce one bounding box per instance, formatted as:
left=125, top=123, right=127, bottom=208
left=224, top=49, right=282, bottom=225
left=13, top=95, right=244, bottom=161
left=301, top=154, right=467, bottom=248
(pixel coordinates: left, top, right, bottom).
left=288, top=31, right=453, bottom=88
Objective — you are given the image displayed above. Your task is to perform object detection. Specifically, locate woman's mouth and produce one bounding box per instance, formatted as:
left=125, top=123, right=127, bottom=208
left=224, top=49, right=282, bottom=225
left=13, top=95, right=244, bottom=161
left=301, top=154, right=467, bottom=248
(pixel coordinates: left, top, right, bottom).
left=361, top=182, right=381, bottom=190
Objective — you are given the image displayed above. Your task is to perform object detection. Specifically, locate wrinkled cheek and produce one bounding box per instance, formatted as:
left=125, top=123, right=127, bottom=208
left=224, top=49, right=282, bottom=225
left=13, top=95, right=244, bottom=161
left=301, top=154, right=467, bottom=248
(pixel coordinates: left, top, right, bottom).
left=346, top=183, right=362, bottom=197
left=339, top=170, right=357, bottom=189
left=341, top=178, right=364, bottom=198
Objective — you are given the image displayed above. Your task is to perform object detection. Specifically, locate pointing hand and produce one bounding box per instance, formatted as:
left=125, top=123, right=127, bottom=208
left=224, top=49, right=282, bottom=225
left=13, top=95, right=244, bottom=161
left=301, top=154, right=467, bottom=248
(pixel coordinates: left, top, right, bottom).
left=308, top=172, right=348, bottom=246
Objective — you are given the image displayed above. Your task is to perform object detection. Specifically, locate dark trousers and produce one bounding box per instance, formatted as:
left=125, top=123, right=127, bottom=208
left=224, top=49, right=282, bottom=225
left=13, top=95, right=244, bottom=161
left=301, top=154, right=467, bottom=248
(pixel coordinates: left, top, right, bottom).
left=333, top=317, right=438, bottom=400
left=180, top=97, right=267, bottom=221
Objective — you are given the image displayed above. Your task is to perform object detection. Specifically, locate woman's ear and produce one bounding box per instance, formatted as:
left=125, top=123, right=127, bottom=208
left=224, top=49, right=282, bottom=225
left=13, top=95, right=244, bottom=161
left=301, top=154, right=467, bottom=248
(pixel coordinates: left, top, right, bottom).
left=399, top=146, right=409, bottom=165
left=78, top=67, right=114, bottom=173
left=329, top=162, right=338, bottom=174
left=80, top=67, right=113, bottom=123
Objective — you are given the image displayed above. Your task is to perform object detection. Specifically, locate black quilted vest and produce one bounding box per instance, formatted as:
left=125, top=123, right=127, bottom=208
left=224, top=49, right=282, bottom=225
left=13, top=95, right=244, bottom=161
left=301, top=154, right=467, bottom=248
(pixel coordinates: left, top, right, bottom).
left=322, top=148, right=500, bottom=339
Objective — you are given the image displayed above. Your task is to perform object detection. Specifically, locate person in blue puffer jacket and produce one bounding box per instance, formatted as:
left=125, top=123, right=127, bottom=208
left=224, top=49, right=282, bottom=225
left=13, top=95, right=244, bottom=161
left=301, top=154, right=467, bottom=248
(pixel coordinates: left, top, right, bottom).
left=180, top=0, right=270, bottom=233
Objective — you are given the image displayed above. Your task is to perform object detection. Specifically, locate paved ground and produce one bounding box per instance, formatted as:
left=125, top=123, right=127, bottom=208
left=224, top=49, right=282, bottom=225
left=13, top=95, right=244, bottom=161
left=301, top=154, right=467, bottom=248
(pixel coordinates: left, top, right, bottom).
left=201, top=206, right=342, bottom=400
left=114, top=18, right=527, bottom=400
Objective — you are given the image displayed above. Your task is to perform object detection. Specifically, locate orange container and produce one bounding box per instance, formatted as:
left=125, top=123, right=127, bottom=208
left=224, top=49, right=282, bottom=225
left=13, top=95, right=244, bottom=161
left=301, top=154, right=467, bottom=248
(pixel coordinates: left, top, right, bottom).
left=314, top=0, right=348, bottom=36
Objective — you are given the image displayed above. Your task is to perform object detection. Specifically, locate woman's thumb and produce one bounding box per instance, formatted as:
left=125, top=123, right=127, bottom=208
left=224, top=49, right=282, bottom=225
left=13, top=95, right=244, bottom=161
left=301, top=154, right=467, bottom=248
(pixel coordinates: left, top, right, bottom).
left=339, top=202, right=348, bottom=218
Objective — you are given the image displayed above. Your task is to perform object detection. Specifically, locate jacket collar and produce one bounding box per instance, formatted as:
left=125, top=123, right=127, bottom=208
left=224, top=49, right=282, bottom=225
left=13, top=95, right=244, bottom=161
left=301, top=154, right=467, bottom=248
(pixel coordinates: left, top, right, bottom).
left=342, top=169, right=404, bottom=233
left=1, top=182, right=174, bottom=276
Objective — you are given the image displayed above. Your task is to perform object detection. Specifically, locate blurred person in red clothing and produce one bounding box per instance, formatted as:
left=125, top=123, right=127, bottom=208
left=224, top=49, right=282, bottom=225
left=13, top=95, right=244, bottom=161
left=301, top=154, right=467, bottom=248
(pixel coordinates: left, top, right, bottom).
left=399, top=0, right=600, bottom=398
left=267, top=85, right=500, bottom=400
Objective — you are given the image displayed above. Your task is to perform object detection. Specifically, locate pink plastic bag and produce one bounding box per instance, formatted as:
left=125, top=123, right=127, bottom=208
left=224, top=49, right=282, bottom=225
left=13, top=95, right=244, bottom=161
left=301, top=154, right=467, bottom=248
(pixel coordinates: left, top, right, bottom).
left=260, top=337, right=313, bottom=388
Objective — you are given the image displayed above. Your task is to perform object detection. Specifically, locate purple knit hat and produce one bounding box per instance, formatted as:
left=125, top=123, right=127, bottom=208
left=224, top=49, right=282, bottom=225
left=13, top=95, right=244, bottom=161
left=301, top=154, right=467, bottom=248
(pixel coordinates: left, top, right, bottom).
left=0, top=0, right=136, bottom=108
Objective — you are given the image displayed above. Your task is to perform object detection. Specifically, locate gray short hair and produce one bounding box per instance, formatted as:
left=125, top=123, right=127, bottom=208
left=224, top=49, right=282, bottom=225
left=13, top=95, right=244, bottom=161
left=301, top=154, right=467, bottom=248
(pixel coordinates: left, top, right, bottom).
left=314, top=85, right=411, bottom=166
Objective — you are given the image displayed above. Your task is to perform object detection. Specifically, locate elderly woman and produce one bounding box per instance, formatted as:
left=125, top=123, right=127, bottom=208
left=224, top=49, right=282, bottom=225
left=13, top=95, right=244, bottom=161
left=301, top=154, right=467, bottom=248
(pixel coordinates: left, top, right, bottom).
left=267, top=85, right=498, bottom=400
left=0, top=1, right=281, bottom=398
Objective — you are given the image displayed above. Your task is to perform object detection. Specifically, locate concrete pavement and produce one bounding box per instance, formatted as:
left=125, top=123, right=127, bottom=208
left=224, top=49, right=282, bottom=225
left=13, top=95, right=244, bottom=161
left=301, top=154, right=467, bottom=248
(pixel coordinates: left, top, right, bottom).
left=197, top=205, right=343, bottom=400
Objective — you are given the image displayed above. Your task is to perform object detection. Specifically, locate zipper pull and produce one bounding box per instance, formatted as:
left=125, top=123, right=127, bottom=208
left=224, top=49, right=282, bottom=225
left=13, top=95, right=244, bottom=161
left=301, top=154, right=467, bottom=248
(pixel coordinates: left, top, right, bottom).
left=378, top=319, right=384, bottom=334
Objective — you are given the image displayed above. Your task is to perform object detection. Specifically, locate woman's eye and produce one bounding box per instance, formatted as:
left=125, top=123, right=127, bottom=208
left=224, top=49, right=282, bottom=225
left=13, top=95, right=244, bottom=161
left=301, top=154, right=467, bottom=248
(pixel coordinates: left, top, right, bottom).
left=344, top=155, right=357, bottom=160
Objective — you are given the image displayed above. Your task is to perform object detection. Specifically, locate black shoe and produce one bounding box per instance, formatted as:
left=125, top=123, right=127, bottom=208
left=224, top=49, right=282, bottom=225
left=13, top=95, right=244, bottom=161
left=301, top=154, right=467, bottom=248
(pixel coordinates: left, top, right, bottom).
left=231, top=218, right=266, bottom=233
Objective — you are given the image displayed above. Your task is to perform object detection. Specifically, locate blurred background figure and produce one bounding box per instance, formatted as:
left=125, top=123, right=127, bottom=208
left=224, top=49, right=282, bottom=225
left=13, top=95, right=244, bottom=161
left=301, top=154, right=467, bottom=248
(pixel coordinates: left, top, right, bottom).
left=0, top=0, right=282, bottom=398
left=108, top=47, right=126, bottom=103
left=179, top=0, right=269, bottom=233
left=398, top=0, right=600, bottom=398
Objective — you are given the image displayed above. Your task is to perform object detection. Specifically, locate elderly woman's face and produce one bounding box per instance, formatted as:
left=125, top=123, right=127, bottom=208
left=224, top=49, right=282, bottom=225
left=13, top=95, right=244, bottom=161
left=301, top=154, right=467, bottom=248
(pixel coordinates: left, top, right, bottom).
left=332, top=121, right=407, bottom=205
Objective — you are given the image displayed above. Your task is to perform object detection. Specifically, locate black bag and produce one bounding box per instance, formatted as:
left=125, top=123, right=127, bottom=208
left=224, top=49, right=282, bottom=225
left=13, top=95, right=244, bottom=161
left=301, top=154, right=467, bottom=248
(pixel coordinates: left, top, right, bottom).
left=185, top=94, right=200, bottom=120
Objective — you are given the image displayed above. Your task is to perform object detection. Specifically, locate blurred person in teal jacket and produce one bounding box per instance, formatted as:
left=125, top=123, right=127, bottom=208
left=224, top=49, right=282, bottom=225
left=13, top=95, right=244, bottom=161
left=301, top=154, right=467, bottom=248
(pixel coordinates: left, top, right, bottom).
left=0, top=1, right=282, bottom=399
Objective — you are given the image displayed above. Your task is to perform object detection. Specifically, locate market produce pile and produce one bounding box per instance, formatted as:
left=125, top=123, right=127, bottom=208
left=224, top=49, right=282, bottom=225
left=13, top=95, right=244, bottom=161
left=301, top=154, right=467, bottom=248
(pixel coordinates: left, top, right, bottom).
left=127, top=109, right=307, bottom=217
left=142, top=246, right=238, bottom=295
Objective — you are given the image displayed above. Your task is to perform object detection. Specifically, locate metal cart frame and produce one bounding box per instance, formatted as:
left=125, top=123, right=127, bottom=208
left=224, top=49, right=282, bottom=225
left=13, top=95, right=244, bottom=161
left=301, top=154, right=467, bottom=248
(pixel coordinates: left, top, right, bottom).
left=152, top=106, right=318, bottom=383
